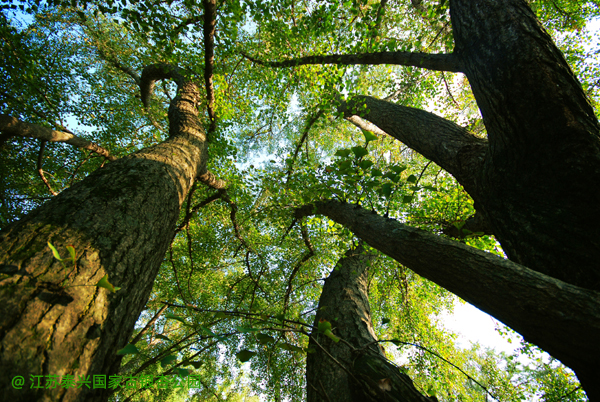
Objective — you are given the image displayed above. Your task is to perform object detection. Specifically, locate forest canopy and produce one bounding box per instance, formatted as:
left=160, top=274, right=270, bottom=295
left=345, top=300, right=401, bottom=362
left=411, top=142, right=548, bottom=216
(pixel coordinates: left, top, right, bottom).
left=1, top=0, right=600, bottom=401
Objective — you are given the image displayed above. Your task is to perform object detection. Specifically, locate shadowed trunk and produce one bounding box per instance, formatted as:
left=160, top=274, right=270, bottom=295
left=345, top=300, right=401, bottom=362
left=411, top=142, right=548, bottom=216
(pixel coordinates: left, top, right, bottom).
left=306, top=246, right=436, bottom=402
left=0, top=66, right=206, bottom=402
left=297, top=201, right=600, bottom=400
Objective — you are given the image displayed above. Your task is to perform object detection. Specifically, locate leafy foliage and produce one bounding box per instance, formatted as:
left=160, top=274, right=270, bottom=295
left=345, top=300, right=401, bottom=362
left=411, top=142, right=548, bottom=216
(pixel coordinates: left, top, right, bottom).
left=2, top=0, right=598, bottom=400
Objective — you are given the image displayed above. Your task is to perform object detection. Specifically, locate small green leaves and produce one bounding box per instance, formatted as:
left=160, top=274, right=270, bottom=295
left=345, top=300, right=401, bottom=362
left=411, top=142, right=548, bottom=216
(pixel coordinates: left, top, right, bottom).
left=236, top=349, right=257, bottom=362
left=66, top=245, right=76, bottom=262
left=335, top=149, right=352, bottom=158
left=351, top=146, right=368, bottom=158
left=256, top=333, right=275, bottom=344
left=48, top=241, right=62, bottom=261
left=96, top=275, right=121, bottom=293
left=318, top=318, right=340, bottom=342
left=278, top=343, right=304, bottom=353
left=382, top=183, right=394, bottom=197
left=160, top=355, right=177, bottom=367
left=362, top=129, right=378, bottom=143
left=116, top=344, right=139, bottom=355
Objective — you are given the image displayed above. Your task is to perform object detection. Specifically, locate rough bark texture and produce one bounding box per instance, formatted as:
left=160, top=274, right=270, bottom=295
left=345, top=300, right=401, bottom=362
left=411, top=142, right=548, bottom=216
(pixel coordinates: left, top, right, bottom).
left=0, top=67, right=206, bottom=402
left=306, top=246, right=436, bottom=402
left=337, top=0, right=600, bottom=294
left=451, top=0, right=600, bottom=291
left=338, top=96, right=487, bottom=197
left=297, top=201, right=600, bottom=399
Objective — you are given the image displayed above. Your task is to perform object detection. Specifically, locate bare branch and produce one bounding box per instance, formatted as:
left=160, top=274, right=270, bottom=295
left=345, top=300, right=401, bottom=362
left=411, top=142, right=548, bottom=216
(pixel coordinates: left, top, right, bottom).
left=129, top=304, right=168, bottom=345
left=36, top=140, right=58, bottom=196
left=0, top=115, right=117, bottom=161
left=286, top=109, right=324, bottom=182
left=242, top=50, right=462, bottom=73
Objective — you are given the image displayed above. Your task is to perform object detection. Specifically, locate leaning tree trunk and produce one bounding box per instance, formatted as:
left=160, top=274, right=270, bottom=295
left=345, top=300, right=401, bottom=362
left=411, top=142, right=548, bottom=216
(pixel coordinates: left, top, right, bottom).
left=449, top=0, right=600, bottom=290
left=0, top=65, right=206, bottom=402
left=306, top=246, right=436, bottom=402
left=297, top=201, right=600, bottom=400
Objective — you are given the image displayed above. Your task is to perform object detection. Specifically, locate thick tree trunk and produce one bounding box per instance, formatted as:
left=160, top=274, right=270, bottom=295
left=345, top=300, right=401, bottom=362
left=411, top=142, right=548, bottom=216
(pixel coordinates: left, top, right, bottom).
left=338, top=0, right=600, bottom=291
left=451, top=0, right=600, bottom=291
left=297, top=201, right=600, bottom=400
left=306, top=246, right=436, bottom=402
left=0, top=67, right=206, bottom=402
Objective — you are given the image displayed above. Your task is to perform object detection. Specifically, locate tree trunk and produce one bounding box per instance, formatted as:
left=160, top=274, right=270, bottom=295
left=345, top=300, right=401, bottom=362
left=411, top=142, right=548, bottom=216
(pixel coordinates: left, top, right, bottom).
left=297, top=201, right=600, bottom=400
left=0, top=66, right=206, bottom=402
left=451, top=0, right=600, bottom=291
left=306, top=246, right=436, bottom=402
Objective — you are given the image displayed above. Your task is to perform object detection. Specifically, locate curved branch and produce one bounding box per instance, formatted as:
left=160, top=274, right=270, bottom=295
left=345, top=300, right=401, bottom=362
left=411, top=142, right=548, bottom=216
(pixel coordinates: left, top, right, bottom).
left=295, top=200, right=600, bottom=378
left=242, top=50, right=462, bottom=73
left=0, top=115, right=117, bottom=161
left=140, top=64, right=187, bottom=109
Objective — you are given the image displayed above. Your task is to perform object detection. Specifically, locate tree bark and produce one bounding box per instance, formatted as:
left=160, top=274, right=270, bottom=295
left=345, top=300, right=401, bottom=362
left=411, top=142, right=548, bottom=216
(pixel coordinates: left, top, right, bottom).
left=297, top=200, right=600, bottom=400
left=306, top=246, right=436, bottom=402
left=0, top=65, right=206, bottom=402
left=338, top=0, right=600, bottom=290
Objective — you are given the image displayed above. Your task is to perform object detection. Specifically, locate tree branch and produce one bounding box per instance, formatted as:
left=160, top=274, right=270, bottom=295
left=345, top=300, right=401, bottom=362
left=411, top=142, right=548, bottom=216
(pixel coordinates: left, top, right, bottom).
left=36, top=140, right=58, bottom=196
left=295, top=200, right=600, bottom=377
left=337, top=95, right=486, bottom=195
left=203, top=0, right=217, bottom=135
left=242, top=50, right=462, bottom=73
left=0, top=115, right=117, bottom=161
left=286, top=109, right=324, bottom=182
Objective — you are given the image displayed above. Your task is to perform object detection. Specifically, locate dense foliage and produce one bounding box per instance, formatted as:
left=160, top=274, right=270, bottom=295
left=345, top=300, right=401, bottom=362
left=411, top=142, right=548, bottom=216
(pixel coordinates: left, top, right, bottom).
left=2, top=0, right=599, bottom=400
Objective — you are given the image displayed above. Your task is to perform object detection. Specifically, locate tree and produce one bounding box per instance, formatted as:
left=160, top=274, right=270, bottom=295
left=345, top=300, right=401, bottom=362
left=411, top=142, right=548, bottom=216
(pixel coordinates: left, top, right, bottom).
left=1, top=0, right=599, bottom=401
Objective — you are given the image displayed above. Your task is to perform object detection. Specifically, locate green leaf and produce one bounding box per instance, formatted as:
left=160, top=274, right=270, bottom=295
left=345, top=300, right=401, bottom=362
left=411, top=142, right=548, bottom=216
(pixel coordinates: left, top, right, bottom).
left=256, top=333, right=275, bottom=344
left=382, top=317, right=391, bottom=325
left=165, top=313, right=187, bottom=324
left=236, top=326, right=260, bottom=333
left=176, top=368, right=189, bottom=377
left=384, top=172, right=400, bottom=183
left=407, top=174, right=417, bottom=183
left=116, top=344, right=139, bottom=355
left=96, top=275, right=121, bottom=293
left=371, top=168, right=383, bottom=177
left=382, top=183, right=394, bottom=197
left=318, top=318, right=332, bottom=332
left=337, top=160, right=352, bottom=170
left=351, top=146, right=368, bottom=158
left=362, top=129, right=378, bottom=143
left=160, top=355, right=177, bottom=367
left=334, top=149, right=352, bottom=158
left=323, top=329, right=340, bottom=343
left=358, top=160, right=373, bottom=170
left=214, top=312, right=228, bottom=319
left=389, top=165, right=407, bottom=174
left=188, top=361, right=203, bottom=369
left=47, top=241, right=62, bottom=261
left=403, top=195, right=414, bottom=203
left=278, top=343, right=304, bottom=353
left=155, top=334, right=171, bottom=341
left=275, top=313, right=285, bottom=322
left=236, top=349, right=257, bottom=362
